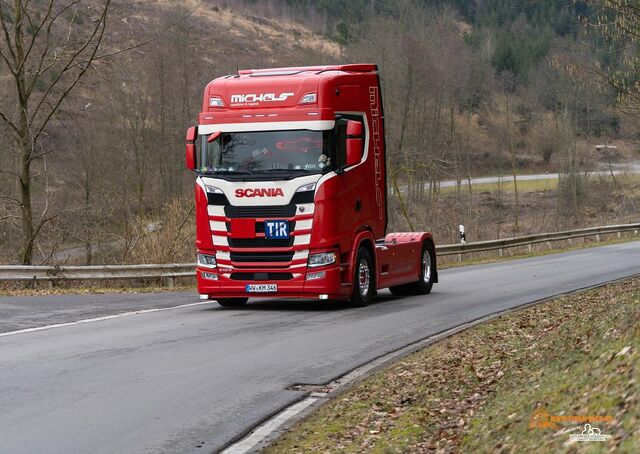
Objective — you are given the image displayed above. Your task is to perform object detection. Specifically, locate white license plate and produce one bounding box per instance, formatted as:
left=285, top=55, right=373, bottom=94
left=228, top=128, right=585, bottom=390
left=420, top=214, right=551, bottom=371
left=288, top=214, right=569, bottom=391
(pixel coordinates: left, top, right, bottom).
left=245, top=284, right=278, bottom=293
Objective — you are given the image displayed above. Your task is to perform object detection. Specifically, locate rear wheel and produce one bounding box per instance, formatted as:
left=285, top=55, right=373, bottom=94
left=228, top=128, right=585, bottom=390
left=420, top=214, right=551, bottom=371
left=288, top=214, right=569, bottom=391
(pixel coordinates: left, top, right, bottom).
left=389, top=242, right=435, bottom=296
left=350, top=246, right=374, bottom=307
left=216, top=298, right=249, bottom=307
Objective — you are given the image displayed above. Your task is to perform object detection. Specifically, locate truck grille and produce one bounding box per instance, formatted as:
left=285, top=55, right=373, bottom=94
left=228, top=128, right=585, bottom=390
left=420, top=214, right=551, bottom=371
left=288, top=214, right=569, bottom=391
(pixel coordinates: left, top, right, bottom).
left=216, top=202, right=310, bottom=269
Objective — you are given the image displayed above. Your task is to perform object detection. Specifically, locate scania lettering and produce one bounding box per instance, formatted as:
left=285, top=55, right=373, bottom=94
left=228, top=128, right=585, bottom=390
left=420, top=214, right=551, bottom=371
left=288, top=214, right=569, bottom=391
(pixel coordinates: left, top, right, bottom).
left=235, top=188, right=285, bottom=198
left=185, top=64, right=438, bottom=307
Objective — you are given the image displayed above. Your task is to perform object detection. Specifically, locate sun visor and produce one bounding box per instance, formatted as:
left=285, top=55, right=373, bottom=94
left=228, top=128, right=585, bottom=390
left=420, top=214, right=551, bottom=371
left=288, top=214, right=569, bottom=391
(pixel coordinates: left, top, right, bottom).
left=198, top=120, right=335, bottom=134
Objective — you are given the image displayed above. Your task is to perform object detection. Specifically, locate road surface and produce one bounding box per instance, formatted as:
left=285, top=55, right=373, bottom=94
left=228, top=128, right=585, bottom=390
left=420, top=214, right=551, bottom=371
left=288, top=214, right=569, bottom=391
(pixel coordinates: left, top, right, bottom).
left=1, top=241, right=639, bottom=453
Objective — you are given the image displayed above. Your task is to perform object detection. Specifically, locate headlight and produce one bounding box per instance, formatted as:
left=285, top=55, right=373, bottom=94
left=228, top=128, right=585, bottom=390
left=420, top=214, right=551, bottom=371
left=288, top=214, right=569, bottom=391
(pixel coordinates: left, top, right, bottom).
left=296, top=182, right=316, bottom=192
left=308, top=251, right=336, bottom=268
left=197, top=253, right=217, bottom=268
left=205, top=185, right=224, bottom=194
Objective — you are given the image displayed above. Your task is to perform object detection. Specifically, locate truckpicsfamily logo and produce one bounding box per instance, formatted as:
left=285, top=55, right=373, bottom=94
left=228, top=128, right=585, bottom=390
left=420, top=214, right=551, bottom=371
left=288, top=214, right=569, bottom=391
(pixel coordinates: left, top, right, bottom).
left=230, top=93, right=294, bottom=104
left=235, top=188, right=285, bottom=198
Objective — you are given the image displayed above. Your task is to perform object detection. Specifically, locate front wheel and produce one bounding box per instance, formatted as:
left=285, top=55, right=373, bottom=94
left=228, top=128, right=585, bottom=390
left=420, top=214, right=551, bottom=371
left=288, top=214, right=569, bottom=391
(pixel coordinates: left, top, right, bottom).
left=216, top=298, right=249, bottom=307
left=389, top=242, right=435, bottom=296
left=350, top=247, right=374, bottom=307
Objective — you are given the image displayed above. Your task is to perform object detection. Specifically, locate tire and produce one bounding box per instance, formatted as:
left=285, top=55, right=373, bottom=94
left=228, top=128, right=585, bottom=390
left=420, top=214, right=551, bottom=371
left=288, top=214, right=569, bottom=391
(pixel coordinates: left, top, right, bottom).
left=389, top=242, right=435, bottom=296
left=350, top=246, right=374, bottom=307
left=216, top=298, right=249, bottom=307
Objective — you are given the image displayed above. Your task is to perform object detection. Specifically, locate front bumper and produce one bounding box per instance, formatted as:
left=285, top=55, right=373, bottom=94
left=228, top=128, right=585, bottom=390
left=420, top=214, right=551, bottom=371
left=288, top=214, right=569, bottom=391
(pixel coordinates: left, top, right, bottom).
left=196, top=264, right=350, bottom=300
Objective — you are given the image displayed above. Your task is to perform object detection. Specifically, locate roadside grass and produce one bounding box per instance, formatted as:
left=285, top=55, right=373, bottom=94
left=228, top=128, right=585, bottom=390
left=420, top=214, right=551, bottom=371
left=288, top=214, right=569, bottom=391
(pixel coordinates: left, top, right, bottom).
left=439, top=234, right=640, bottom=270
left=440, top=177, right=559, bottom=194
left=266, top=278, right=639, bottom=453
left=439, top=173, right=640, bottom=194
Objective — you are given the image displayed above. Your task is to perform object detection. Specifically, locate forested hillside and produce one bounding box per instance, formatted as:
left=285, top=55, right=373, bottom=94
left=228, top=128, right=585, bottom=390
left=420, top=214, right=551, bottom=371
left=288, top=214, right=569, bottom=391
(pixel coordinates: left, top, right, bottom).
left=0, top=0, right=637, bottom=266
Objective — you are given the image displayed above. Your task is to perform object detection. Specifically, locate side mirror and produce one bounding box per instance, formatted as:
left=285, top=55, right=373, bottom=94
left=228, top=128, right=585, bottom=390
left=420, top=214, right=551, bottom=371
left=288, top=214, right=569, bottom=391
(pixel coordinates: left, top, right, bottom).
left=185, top=126, right=198, bottom=171
left=345, top=120, right=363, bottom=167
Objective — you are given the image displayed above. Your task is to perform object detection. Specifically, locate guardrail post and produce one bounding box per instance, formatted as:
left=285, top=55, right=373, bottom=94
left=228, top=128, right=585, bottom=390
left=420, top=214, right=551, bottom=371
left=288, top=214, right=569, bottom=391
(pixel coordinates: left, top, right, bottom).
left=498, top=248, right=504, bottom=257
left=45, top=280, right=53, bottom=290
left=164, top=277, right=175, bottom=289
left=596, top=234, right=601, bottom=242
left=617, top=232, right=622, bottom=239
left=527, top=244, right=532, bottom=253
left=457, top=253, right=462, bottom=262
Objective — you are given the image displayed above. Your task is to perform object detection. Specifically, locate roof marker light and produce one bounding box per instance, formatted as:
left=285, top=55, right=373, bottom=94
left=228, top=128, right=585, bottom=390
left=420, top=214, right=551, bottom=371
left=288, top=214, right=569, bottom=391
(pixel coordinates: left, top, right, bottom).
left=209, top=96, right=225, bottom=108
left=299, top=92, right=317, bottom=104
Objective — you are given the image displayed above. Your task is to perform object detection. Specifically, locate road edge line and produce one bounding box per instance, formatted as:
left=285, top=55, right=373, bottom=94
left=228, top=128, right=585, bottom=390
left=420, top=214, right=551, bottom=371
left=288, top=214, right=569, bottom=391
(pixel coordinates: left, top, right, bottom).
left=0, top=301, right=215, bottom=337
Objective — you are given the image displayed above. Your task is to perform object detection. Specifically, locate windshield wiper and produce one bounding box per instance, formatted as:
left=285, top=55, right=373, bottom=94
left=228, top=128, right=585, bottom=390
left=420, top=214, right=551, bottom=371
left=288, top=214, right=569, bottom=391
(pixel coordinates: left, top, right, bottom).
left=202, top=169, right=254, bottom=175
left=259, top=168, right=314, bottom=173
left=257, top=168, right=317, bottom=179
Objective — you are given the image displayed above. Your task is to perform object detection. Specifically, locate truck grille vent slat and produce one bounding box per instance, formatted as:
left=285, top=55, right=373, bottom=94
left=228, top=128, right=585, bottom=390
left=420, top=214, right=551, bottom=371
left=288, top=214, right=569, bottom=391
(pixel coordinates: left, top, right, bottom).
left=225, top=221, right=296, bottom=234
left=230, top=272, right=293, bottom=281
left=230, top=252, right=295, bottom=262
left=225, top=204, right=296, bottom=219
left=228, top=238, right=294, bottom=247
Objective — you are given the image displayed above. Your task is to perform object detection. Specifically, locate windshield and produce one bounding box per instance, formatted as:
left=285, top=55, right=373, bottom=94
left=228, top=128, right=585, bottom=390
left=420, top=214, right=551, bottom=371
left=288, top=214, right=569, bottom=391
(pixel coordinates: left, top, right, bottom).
left=199, top=130, right=335, bottom=177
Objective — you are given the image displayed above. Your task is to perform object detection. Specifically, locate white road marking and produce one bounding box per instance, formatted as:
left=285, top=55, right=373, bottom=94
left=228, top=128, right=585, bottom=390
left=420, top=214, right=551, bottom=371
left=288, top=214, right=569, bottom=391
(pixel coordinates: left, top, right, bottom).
left=0, top=301, right=215, bottom=338
left=220, top=397, right=320, bottom=454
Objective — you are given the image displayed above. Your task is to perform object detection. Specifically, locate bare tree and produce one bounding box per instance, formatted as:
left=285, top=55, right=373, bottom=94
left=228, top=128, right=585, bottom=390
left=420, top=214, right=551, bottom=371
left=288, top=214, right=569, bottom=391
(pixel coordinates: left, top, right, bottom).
left=0, top=0, right=111, bottom=264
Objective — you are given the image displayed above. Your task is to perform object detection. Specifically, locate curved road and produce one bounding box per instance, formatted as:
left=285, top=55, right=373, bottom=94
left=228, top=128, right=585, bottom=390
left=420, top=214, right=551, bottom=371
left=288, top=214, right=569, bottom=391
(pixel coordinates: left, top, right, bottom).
left=437, top=162, right=640, bottom=188
left=1, top=241, right=639, bottom=453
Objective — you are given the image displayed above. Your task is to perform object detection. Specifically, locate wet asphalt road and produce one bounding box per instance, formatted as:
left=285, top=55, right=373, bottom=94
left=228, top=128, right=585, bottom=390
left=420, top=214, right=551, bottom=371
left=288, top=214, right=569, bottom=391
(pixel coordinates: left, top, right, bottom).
left=0, top=241, right=638, bottom=453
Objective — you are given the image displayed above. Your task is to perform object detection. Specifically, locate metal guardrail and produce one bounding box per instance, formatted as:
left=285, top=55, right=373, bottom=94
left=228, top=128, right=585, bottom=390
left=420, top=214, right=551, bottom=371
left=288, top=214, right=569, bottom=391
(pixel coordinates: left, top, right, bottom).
left=0, top=223, right=638, bottom=286
left=437, top=223, right=640, bottom=257
left=0, top=263, right=195, bottom=287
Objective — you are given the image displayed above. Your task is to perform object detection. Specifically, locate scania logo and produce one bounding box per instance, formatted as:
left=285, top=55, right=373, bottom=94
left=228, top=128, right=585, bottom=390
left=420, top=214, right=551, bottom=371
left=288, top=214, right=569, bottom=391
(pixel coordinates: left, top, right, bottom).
left=230, top=93, right=294, bottom=104
left=235, top=188, right=285, bottom=198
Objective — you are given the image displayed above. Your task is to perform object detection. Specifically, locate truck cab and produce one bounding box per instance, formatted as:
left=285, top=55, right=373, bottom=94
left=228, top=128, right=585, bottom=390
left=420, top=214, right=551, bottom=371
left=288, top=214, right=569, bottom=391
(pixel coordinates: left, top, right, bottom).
left=186, top=64, right=437, bottom=306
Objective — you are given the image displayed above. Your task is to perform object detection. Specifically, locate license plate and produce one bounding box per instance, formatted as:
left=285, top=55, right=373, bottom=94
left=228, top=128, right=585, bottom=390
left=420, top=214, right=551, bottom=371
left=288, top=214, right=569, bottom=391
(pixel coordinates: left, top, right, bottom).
left=245, top=284, right=278, bottom=293
left=265, top=220, right=289, bottom=239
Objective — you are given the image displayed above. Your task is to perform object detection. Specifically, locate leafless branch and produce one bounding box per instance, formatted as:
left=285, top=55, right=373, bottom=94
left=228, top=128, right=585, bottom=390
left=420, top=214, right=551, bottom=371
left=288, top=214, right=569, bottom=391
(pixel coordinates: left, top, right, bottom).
left=32, top=1, right=111, bottom=139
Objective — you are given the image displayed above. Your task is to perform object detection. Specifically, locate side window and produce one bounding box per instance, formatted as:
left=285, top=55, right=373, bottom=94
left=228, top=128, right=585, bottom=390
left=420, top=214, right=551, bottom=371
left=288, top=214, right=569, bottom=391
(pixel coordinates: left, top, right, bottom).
left=334, top=118, right=348, bottom=168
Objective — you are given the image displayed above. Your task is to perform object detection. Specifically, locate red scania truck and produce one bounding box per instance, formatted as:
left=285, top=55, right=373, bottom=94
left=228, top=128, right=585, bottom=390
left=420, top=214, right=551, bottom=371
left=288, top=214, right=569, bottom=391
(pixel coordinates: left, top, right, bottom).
left=185, top=64, right=437, bottom=306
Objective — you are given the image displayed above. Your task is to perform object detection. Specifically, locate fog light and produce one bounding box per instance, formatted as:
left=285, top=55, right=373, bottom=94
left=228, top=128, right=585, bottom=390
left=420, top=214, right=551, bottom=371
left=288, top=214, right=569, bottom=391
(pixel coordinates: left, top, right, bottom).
left=306, top=271, right=325, bottom=281
left=202, top=272, right=219, bottom=280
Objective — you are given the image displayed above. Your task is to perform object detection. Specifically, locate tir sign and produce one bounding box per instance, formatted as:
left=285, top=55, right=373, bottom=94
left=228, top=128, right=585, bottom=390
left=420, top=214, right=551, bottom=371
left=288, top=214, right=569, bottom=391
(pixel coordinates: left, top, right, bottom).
left=265, top=220, right=289, bottom=239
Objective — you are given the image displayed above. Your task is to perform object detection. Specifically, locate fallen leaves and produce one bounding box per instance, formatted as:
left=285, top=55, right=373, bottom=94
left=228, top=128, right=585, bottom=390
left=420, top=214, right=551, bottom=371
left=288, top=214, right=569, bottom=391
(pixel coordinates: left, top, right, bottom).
left=266, top=278, right=640, bottom=454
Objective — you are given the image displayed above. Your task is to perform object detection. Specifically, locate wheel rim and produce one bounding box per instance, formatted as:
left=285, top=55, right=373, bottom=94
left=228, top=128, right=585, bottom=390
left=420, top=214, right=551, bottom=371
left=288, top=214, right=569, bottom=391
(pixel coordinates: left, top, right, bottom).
left=358, top=259, right=370, bottom=297
left=422, top=249, right=432, bottom=283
